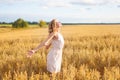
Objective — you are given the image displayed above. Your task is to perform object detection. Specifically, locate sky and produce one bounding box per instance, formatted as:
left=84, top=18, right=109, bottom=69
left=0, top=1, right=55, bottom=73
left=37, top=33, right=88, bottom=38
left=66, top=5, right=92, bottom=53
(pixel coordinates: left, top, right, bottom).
left=0, top=0, right=120, bottom=23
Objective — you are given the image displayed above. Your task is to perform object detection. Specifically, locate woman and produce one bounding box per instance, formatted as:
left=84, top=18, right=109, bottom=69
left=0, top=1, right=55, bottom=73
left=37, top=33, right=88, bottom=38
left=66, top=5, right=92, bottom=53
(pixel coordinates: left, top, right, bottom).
left=27, top=19, right=64, bottom=77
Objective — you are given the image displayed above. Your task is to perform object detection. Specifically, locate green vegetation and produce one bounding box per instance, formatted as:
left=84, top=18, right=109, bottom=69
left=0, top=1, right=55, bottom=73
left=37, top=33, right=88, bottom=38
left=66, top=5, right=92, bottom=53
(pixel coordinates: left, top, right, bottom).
left=12, top=18, right=28, bottom=28
left=38, top=20, right=47, bottom=27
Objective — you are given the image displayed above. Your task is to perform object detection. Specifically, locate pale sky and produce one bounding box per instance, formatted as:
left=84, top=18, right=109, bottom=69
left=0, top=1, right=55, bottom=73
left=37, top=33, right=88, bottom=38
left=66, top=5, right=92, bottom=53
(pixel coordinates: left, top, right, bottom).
left=0, top=0, right=120, bottom=23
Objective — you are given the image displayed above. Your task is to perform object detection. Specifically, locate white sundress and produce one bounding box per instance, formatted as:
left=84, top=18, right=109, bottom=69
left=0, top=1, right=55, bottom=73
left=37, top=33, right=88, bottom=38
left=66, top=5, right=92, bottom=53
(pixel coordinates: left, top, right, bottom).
left=47, top=32, right=64, bottom=73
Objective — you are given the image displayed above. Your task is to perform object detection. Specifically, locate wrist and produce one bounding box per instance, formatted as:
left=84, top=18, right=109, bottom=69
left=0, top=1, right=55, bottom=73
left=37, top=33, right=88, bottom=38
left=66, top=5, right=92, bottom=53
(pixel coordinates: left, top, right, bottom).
left=32, top=50, right=35, bottom=53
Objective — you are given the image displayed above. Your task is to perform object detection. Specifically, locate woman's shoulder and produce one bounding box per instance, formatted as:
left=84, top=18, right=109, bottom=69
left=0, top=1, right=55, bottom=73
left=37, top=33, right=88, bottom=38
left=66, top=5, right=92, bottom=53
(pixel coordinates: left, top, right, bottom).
left=50, top=32, right=61, bottom=35
left=49, top=32, right=63, bottom=38
left=48, top=32, right=58, bottom=39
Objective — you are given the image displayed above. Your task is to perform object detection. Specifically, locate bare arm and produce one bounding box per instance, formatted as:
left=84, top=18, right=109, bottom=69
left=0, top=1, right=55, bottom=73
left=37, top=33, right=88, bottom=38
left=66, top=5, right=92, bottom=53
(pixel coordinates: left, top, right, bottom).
left=46, top=43, right=51, bottom=49
left=33, top=33, right=55, bottom=52
left=27, top=32, right=56, bottom=57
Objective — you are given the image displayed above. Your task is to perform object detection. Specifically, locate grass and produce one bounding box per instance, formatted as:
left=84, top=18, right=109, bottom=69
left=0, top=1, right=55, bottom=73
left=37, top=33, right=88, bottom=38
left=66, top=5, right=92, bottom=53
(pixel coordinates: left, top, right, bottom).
left=0, top=25, right=120, bottom=80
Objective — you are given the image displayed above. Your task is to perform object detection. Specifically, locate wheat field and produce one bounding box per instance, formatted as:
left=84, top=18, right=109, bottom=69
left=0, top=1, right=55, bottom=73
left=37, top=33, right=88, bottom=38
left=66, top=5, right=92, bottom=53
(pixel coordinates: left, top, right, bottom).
left=0, top=25, right=120, bottom=80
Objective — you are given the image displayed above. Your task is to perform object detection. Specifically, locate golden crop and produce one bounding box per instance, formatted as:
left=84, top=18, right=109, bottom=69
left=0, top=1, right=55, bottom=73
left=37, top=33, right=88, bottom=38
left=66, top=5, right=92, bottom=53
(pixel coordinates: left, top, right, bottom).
left=0, top=25, right=120, bottom=80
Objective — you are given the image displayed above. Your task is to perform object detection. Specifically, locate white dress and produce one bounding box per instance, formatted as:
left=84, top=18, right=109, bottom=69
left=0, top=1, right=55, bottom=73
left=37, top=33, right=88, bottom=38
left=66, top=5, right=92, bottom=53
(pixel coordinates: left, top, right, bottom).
left=47, top=32, right=64, bottom=73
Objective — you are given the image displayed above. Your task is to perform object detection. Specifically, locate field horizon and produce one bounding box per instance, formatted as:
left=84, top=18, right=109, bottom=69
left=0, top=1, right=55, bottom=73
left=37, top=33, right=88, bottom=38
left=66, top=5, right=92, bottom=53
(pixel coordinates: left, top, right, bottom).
left=0, top=24, right=120, bottom=39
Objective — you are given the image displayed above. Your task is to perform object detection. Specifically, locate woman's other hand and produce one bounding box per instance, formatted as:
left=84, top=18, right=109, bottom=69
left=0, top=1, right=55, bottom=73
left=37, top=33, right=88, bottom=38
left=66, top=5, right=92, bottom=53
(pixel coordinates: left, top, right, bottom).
left=27, top=50, right=35, bottom=58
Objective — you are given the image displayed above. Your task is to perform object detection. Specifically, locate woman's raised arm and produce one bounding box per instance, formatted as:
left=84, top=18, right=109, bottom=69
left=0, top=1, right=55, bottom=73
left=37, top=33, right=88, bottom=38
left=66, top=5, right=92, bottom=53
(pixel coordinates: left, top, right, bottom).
left=27, top=32, right=56, bottom=57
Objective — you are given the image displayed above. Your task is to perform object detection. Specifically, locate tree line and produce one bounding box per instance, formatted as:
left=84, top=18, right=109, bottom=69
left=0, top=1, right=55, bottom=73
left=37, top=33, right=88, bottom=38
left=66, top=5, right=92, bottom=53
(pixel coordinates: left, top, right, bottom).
left=0, top=18, right=48, bottom=28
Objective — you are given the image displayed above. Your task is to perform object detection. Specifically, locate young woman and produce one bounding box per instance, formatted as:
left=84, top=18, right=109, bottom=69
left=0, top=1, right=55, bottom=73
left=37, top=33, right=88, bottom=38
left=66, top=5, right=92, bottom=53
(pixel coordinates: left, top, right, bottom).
left=27, top=19, right=64, bottom=77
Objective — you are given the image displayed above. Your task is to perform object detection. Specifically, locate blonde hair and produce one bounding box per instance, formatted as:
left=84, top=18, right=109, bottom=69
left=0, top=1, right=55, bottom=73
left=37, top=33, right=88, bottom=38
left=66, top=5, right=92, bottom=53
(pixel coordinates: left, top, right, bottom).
left=48, top=19, right=62, bottom=34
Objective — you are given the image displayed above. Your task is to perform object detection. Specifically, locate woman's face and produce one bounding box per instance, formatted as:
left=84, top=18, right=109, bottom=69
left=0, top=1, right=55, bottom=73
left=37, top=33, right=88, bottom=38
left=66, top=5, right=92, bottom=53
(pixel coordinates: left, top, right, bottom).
left=50, top=19, right=62, bottom=33
left=55, top=19, right=62, bottom=28
left=56, top=22, right=62, bottom=32
left=56, top=22, right=62, bottom=28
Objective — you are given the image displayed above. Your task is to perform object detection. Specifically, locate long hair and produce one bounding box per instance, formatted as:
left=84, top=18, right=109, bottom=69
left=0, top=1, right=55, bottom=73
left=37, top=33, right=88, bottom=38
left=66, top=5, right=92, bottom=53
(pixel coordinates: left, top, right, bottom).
left=48, top=19, right=57, bottom=34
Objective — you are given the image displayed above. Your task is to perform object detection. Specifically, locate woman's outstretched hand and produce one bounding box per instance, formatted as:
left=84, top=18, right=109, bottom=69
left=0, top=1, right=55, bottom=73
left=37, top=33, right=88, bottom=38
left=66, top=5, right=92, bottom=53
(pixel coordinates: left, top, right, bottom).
left=27, top=50, right=35, bottom=58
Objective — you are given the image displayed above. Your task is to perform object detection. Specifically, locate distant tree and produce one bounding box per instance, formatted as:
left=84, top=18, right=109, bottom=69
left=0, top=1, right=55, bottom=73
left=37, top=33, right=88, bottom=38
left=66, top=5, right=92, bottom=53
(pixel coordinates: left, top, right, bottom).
left=1, top=22, right=6, bottom=24
left=27, top=21, right=32, bottom=24
left=28, top=21, right=38, bottom=24
left=38, top=20, right=47, bottom=27
left=32, top=21, right=38, bottom=24
left=12, top=18, right=28, bottom=28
